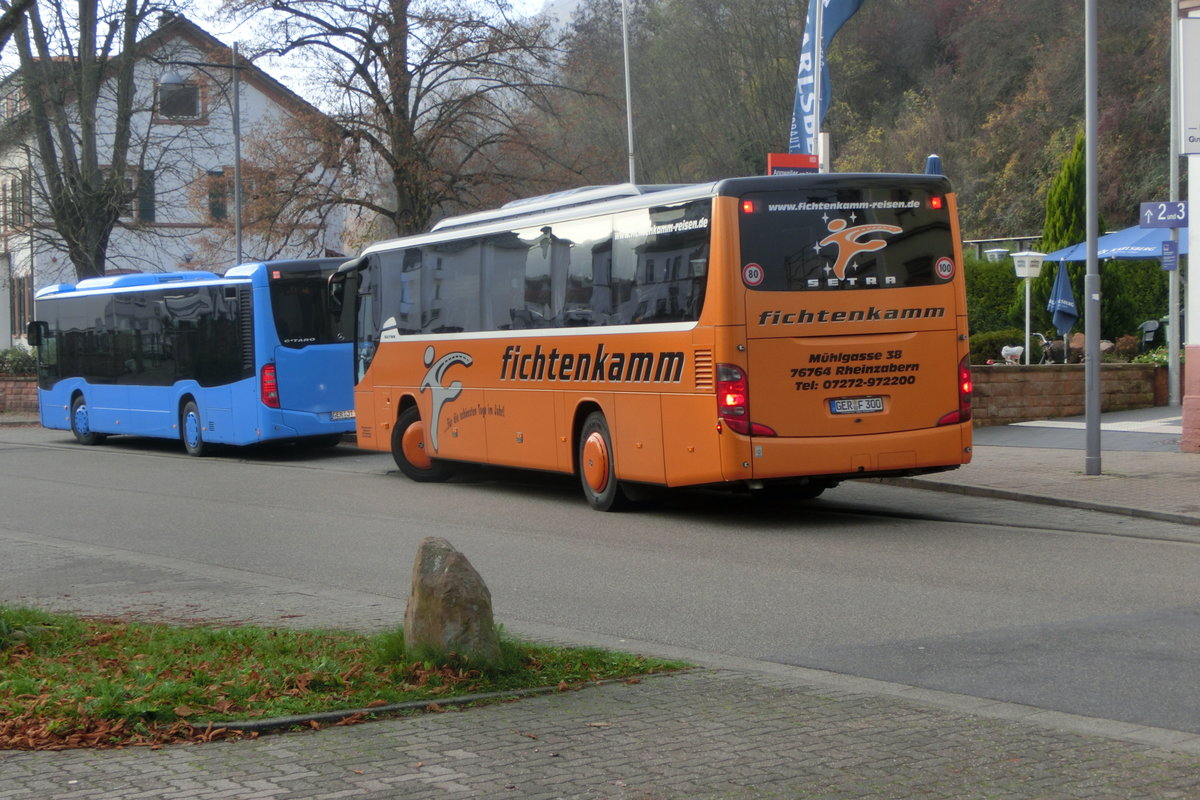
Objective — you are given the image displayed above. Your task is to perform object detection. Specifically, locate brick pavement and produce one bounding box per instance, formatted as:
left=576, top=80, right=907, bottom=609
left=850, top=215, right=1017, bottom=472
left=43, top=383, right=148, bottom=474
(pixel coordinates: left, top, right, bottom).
left=2, top=670, right=1199, bottom=799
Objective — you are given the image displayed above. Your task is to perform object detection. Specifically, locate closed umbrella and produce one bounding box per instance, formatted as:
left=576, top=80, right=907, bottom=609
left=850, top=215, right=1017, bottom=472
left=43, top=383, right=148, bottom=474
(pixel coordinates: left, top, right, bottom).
left=1047, top=261, right=1078, bottom=362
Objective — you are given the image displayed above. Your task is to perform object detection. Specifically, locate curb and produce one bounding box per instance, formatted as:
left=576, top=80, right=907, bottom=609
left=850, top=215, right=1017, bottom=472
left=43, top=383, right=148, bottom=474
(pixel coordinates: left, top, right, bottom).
left=886, top=477, right=1200, bottom=531
left=197, top=671, right=685, bottom=735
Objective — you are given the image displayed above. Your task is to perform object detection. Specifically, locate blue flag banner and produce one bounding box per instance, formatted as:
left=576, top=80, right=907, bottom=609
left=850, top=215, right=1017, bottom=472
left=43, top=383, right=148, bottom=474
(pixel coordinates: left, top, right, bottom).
left=1047, top=261, right=1078, bottom=337
left=788, top=0, right=864, bottom=154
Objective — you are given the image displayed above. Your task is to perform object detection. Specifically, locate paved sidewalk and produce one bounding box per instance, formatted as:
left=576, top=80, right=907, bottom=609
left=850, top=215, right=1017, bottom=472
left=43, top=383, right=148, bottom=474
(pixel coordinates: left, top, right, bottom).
left=2, top=407, right=1199, bottom=798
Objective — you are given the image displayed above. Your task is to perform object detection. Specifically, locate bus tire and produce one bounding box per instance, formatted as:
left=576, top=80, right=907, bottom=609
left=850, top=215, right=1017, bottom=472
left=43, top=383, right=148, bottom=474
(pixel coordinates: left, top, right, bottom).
left=181, top=400, right=208, bottom=457
left=578, top=411, right=630, bottom=512
left=70, top=395, right=106, bottom=446
left=392, top=406, right=453, bottom=482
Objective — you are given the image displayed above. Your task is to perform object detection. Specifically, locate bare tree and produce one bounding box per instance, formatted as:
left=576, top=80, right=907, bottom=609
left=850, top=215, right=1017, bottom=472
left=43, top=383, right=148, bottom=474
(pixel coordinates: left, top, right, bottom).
left=183, top=107, right=349, bottom=262
left=5, top=0, right=155, bottom=280
left=0, top=0, right=35, bottom=51
left=226, top=0, right=570, bottom=236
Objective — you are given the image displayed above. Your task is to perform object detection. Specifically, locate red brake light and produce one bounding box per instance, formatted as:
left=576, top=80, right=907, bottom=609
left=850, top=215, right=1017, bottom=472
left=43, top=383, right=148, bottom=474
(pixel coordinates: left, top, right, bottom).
left=261, top=363, right=280, bottom=408
left=715, top=364, right=776, bottom=436
left=741, top=199, right=756, bottom=214
left=930, top=196, right=944, bottom=210
left=937, top=355, right=972, bottom=425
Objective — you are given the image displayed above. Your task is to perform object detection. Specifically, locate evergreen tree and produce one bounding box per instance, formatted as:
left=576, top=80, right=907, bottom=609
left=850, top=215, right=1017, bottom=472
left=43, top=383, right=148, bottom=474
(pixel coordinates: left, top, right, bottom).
left=1033, top=131, right=1105, bottom=335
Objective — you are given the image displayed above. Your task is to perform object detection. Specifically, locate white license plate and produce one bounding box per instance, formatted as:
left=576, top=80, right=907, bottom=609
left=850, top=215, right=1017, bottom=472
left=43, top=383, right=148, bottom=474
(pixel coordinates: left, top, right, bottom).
left=330, top=409, right=356, bottom=420
left=830, top=396, right=884, bottom=415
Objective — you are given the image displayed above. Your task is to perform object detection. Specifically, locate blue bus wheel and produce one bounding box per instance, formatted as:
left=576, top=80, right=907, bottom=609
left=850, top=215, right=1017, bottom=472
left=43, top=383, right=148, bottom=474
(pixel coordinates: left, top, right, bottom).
left=181, top=400, right=208, bottom=457
left=70, top=396, right=106, bottom=446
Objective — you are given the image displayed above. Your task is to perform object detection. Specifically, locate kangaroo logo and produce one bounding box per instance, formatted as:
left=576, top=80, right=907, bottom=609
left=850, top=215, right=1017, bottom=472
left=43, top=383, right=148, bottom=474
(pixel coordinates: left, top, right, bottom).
left=419, top=345, right=472, bottom=452
left=818, top=216, right=903, bottom=279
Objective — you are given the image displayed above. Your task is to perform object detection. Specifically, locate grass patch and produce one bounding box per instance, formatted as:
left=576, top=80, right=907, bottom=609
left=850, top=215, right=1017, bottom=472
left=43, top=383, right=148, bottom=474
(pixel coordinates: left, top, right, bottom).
left=0, top=605, right=687, bottom=750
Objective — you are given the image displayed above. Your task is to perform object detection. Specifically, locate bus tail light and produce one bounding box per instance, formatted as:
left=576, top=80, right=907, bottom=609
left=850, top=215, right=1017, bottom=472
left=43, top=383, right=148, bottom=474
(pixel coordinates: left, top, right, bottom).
left=937, top=355, right=972, bottom=425
left=261, top=363, right=281, bottom=408
left=716, top=364, right=776, bottom=436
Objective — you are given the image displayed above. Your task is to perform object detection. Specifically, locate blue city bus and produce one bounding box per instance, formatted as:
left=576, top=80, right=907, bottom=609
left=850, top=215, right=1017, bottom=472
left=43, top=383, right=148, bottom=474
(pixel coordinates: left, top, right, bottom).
left=26, top=259, right=356, bottom=455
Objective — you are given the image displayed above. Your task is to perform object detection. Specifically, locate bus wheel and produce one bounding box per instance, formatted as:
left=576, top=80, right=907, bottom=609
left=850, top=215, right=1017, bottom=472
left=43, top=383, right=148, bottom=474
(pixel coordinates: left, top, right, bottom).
left=578, top=411, right=629, bottom=512
left=392, top=407, right=453, bottom=482
left=181, top=400, right=208, bottom=457
left=70, top=396, right=106, bottom=446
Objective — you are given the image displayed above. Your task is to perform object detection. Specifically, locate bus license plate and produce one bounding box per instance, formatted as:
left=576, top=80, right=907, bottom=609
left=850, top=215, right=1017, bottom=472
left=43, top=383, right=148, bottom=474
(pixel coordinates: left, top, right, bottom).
left=830, top=396, right=884, bottom=415
left=331, top=410, right=356, bottom=420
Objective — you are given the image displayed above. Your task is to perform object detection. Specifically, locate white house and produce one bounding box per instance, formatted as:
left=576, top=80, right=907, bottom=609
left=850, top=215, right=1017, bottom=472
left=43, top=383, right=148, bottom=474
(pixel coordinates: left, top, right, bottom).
left=0, top=13, right=345, bottom=349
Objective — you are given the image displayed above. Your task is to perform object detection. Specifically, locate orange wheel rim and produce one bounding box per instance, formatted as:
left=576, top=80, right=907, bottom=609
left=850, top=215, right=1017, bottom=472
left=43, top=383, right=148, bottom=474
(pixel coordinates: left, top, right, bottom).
left=402, top=420, right=432, bottom=470
left=582, top=431, right=610, bottom=493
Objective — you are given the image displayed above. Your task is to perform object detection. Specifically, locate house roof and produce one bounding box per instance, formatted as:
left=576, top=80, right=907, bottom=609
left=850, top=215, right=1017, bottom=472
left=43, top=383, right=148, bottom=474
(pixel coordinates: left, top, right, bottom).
left=138, top=13, right=325, bottom=121
left=0, top=12, right=326, bottom=122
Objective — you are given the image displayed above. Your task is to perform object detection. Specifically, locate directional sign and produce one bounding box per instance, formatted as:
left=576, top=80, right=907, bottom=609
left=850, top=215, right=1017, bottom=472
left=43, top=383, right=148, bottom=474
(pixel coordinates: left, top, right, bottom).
left=1140, top=201, right=1188, bottom=229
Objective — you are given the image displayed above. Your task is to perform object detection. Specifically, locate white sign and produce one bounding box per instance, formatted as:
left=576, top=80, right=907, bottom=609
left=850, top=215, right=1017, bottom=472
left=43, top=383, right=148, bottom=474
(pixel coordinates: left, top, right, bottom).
left=1182, top=19, right=1200, bottom=155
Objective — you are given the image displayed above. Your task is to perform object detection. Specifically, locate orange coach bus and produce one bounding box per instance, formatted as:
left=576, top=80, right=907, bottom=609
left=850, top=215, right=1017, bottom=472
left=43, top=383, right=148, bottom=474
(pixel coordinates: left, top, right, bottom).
left=332, top=173, right=973, bottom=510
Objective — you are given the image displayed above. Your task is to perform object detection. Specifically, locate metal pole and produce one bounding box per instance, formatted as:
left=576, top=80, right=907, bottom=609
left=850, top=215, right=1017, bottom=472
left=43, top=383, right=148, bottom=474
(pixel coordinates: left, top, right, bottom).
left=232, top=42, right=243, bottom=266
left=813, top=0, right=824, bottom=171
left=620, top=0, right=635, bottom=184
left=1169, top=0, right=1182, bottom=406
left=1084, top=0, right=1102, bottom=474
left=1024, top=276, right=1032, bottom=365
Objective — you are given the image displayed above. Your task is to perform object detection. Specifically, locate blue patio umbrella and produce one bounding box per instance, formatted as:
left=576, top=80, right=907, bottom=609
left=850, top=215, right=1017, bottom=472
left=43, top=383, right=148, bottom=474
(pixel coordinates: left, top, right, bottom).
left=1046, top=261, right=1078, bottom=362
left=1043, top=225, right=1189, bottom=261
left=1047, top=261, right=1078, bottom=335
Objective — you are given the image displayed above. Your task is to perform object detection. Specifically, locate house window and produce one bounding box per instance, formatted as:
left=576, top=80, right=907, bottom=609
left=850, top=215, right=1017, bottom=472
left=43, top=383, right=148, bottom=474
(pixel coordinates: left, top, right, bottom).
left=158, top=80, right=201, bottom=120
left=207, top=169, right=228, bottom=221
left=138, top=169, right=155, bottom=222
left=10, top=270, right=30, bottom=339
left=102, top=167, right=134, bottom=217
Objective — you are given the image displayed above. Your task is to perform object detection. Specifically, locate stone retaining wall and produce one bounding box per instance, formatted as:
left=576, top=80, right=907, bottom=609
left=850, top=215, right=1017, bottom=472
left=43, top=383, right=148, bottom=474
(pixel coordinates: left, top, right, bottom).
left=970, top=363, right=1161, bottom=426
left=0, top=377, right=38, bottom=413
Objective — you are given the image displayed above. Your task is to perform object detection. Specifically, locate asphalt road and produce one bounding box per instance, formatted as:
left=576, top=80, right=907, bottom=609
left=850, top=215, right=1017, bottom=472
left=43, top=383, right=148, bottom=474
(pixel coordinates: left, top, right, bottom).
left=1, top=425, right=1198, bottom=734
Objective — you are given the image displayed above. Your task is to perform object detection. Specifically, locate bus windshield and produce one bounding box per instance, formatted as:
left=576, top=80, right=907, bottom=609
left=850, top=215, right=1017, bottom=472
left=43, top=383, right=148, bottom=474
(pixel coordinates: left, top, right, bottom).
left=738, top=183, right=954, bottom=292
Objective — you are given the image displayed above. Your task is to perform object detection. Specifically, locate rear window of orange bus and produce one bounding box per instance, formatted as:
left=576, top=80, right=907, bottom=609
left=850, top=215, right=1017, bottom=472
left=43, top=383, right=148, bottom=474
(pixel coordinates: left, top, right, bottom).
left=738, top=186, right=955, bottom=292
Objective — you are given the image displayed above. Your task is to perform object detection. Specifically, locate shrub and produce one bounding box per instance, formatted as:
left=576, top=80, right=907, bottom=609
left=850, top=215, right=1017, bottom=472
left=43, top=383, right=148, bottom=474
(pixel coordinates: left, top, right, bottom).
left=0, top=347, right=36, bottom=376
left=1132, top=346, right=1180, bottom=367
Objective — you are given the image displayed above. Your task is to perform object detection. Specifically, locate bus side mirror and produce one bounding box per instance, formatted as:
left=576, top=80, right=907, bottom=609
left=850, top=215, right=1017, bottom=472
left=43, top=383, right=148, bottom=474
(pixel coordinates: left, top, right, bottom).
left=26, top=320, right=47, bottom=348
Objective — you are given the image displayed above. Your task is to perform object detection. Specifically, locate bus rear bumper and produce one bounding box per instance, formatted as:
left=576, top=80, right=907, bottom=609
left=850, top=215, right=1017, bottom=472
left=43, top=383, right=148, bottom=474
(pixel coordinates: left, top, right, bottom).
left=746, top=424, right=973, bottom=482
left=267, top=410, right=357, bottom=441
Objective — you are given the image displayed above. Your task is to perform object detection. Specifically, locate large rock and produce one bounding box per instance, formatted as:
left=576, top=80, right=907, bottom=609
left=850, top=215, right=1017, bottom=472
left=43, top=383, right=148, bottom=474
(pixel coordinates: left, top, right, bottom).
left=403, top=537, right=501, bottom=666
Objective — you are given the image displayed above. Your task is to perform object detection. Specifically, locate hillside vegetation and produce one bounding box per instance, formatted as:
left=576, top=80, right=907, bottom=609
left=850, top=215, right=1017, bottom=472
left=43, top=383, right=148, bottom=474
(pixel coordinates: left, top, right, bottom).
left=540, top=0, right=1171, bottom=241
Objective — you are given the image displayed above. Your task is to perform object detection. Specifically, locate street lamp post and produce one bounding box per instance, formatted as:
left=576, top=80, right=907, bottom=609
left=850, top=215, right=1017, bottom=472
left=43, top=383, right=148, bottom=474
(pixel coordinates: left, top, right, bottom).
left=1011, top=251, right=1045, bottom=366
left=161, top=42, right=243, bottom=266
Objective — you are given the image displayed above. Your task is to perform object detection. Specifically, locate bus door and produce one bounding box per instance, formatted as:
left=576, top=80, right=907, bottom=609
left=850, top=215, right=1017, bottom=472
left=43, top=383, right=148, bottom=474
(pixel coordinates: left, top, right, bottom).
left=734, top=181, right=968, bottom=476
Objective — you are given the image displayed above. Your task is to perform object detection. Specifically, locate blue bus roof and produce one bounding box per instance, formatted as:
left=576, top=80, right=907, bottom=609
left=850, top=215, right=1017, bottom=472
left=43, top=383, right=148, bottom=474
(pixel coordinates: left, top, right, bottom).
left=35, top=271, right=226, bottom=299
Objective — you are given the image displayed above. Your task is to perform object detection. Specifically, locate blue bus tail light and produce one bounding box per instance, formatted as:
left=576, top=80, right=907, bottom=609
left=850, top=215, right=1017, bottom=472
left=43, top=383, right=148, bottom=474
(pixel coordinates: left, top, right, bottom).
left=261, top=363, right=281, bottom=408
